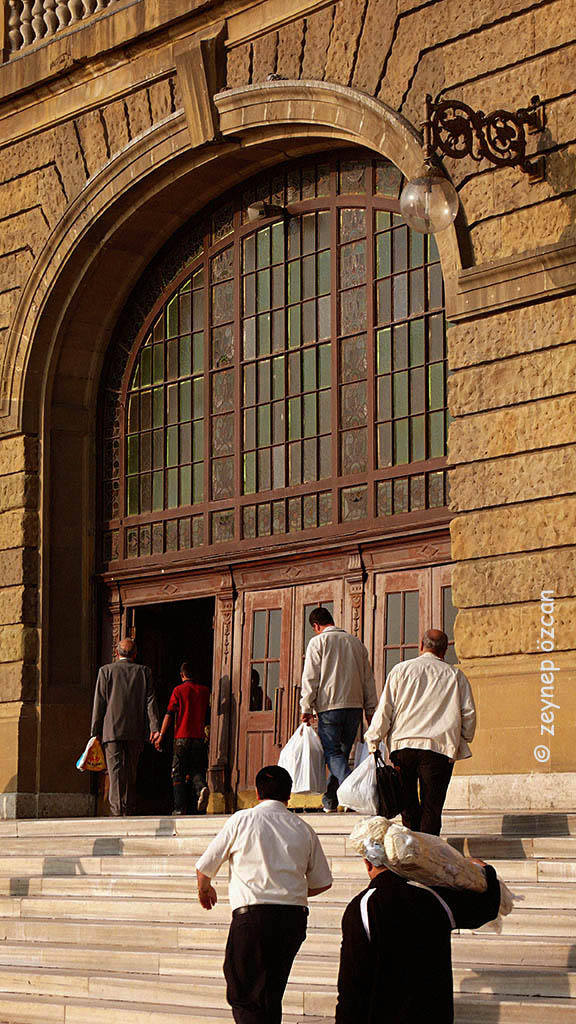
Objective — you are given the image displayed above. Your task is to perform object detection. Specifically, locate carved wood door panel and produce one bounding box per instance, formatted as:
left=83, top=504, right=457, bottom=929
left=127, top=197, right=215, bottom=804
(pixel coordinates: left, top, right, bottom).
left=372, top=569, right=431, bottom=698
left=237, top=589, right=293, bottom=792
left=289, top=580, right=345, bottom=733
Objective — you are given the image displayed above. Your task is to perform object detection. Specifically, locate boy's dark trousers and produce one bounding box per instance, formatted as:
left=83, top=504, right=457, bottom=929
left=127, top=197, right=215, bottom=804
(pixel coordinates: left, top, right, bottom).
left=171, top=737, right=208, bottom=813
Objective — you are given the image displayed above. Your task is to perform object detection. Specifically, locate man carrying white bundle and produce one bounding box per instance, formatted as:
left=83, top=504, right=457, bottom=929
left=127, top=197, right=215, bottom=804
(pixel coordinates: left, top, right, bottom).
left=364, top=628, right=475, bottom=834
left=336, top=821, right=501, bottom=1024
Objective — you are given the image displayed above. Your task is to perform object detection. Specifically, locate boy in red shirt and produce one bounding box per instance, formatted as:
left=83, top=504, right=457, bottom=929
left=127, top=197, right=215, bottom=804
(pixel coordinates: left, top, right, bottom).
left=155, top=662, right=211, bottom=815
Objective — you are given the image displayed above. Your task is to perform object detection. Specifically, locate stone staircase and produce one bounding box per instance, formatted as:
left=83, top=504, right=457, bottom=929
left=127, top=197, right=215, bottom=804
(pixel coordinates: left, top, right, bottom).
left=0, top=812, right=573, bottom=1022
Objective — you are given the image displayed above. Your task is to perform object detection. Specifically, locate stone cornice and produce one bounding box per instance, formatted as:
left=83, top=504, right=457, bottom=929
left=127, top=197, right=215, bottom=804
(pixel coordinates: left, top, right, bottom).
left=449, top=242, right=576, bottom=322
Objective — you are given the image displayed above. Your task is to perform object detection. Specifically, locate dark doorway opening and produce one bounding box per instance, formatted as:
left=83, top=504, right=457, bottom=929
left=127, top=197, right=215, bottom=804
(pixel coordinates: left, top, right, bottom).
left=133, top=597, right=215, bottom=815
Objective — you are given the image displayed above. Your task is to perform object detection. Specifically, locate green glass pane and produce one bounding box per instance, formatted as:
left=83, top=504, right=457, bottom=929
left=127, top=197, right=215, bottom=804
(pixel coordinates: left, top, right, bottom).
left=429, top=410, right=445, bottom=457
left=131, top=365, right=140, bottom=390
left=167, top=383, right=178, bottom=425
left=287, top=217, right=300, bottom=259
left=244, top=274, right=256, bottom=317
left=410, top=230, right=425, bottom=267
left=257, top=227, right=270, bottom=269
left=244, top=364, right=256, bottom=406
left=192, top=333, right=203, bottom=374
left=377, top=279, right=391, bottom=324
left=411, top=414, right=426, bottom=461
left=378, top=375, right=391, bottom=421
left=244, top=451, right=256, bottom=494
left=302, top=347, right=316, bottom=392
left=393, top=274, right=408, bottom=320
left=153, top=345, right=164, bottom=384
left=303, top=393, right=317, bottom=437
left=319, top=344, right=331, bottom=388
left=319, top=389, right=331, bottom=434
left=244, top=234, right=255, bottom=273
left=244, top=407, right=256, bottom=449
left=141, top=433, right=151, bottom=472
left=302, top=300, right=316, bottom=344
left=257, top=269, right=271, bottom=312
left=428, top=263, right=443, bottom=308
left=272, top=265, right=285, bottom=308
left=302, top=213, right=316, bottom=255
left=180, top=423, right=191, bottom=464
left=394, top=419, right=409, bottom=464
left=192, top=267, right=204, bottom=290
left=166, top=425, right=178, bottom=467
left=258, top=313, right=271, bottom=356
left=258, top=405, right=271, bottom=446
left=376, top=233, right=391, bottom=278
left=180, top=292, right=191, bottom=335
left=378, top=422, right=392, bottom=467
left=243, top=317, right=256, bottom=361
left=410, top=269, right=426, bottom=316
left=167, top=468, right=178, bottom=508
left=193, top=377, right=204, bottom=418
left=317, top=250, right=330, bottom=295
left=258, top=448, right=271, bottom=491
left=140, top=475, right=151, bottom=514
left=153, top=429, right=163, bottom=470
left=393, top=324, right=408, bottom=370
left=272, top=444, right=284, bottom=487
left=140, top=391, right=151, bottom=431
left=318, top=295, right=331, bottom=340
left=272, top=222, right=284, bottom=265
left=428, top=363, right=444, bottom=409
left=127, top=435, right=139, bottom=475
left=409, top=321, right=425, bottom=365
left=288, top=305, right=301, bottom=348
left=127, top=396, right=138, bottom=433
left=428, top=235, right=440, bottom=261
left=288, top=261, right=301, bottom=303
left=393, top=372, right=409, bottom=418
left=273, top=401, right=285, bottom=444
left=192, top=289, right=204, bottom=332
left=180, top=336, right=191, bottom=377
left=377, top=328, right=391, bottom=373
left=411, top=366, right=426, bottom=415
left=272, top=356, right=285, bottom=399
left=180, top=465, right=192, bottom=506
left=429, top=314, right=445, bottom=362
left=289, top=397, right=302, bottom=440
left=153, top=316, right=163, bottom=342
left=318, top=210, right=330, bottom=249
left=153, top=388, right=163, bottom=428
left=258, top=359, right=271, bottom=403
left=166, top=296, right=178, bottom=338
left=192, top=463, right=204, bottom=503
left=272, top=310, right=285, bottom=352
left=289, top=443, right=302, bottom=485
left=127, top=475, right=139, bottom=515
left=289, top=351, right=301, bottom=396
left=193, top=421, right=204, bottom=461
left=180, top=380, right=191, bottom=421
left=152, top=471, right=163, bottom=511
left=302, top=254, right=316, bottom=300
left=376, top=210, right=391, bottom=231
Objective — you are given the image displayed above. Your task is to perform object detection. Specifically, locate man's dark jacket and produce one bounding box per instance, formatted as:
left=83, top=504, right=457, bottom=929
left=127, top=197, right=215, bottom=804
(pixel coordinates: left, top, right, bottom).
left=336, top=864, right=501, bottom=1024
left=91, top=658, right=160, bottom=743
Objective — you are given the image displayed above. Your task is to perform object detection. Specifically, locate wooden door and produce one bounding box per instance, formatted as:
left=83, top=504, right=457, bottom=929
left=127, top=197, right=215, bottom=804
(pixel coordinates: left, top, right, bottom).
left=373, top=569, right=431, bottom=698
left=289, top=580, right=345, bottom=733
left=237, top=589, right=293, bottom=791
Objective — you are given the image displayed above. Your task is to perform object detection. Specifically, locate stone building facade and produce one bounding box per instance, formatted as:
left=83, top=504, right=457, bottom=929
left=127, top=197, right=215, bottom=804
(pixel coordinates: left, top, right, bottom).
left=0, top=0, right=574, bottom=816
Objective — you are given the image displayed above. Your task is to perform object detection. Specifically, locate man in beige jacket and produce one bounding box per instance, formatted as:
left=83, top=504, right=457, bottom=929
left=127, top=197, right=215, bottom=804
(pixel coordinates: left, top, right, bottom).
left=365, top=629, right=476, bottom=835
left=301, top=607, right=377, bottom=812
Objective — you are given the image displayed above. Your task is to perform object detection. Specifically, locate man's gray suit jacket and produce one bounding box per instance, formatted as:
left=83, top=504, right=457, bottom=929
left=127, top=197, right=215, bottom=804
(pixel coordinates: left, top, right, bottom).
left=90, top=659, right=160, bottom=743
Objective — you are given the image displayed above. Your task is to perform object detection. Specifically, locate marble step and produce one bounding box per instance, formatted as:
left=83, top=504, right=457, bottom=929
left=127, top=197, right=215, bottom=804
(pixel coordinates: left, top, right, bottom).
left=0, top=959, right=573, bottom=1009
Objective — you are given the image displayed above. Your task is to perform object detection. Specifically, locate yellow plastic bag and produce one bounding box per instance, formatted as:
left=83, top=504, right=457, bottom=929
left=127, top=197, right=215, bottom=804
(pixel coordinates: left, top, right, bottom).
left=76, top=736, right=106, bottom=772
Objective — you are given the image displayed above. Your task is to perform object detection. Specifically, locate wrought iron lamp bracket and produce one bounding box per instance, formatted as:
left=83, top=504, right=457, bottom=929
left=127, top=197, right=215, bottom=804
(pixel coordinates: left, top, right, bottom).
left=422, top=94, right=545, bottom=182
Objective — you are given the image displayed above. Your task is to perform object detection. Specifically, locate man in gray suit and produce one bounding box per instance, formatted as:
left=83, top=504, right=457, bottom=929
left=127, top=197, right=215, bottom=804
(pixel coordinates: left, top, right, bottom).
left=91, top=638, right=160, bottom=816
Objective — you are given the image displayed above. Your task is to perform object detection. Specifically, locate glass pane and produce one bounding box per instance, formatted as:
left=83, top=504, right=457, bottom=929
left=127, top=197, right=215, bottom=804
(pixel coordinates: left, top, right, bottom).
left=341, top=429, right=367, bottom=475
left=386, top=592, right=401, bottom=645
left=212, top=457, right=235, bottom=499
left=252, top=610, right=267, bottom=659
left=340, top=287, right=366, bottom=334
left=341, top=381, right=367, bottom=428
left=340, top=208, right=366, bottom=243
left=340, top=240, right=366, bottom=288
left=267, top=661, right=280, bottom=707
left=404, top=591, right=419, bottom=644
left=429, top=411, right=445, bottom=458
left=376, top=233, right=391, bottom=278
left=385, top=647, right=402, bottom=676
left=250, top=666, right=264, bottom=711
left=268, top=609, right=282, bottom=659
left=393, top=477, right=409, bottom=513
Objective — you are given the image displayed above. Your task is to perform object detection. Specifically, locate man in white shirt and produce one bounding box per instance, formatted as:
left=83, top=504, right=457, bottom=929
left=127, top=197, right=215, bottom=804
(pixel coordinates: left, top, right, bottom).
left=365, top=629, right=476, bottom=835
left=300, top=607, right=377, bottom=812
left=195, top=764, right=333, bottom=1024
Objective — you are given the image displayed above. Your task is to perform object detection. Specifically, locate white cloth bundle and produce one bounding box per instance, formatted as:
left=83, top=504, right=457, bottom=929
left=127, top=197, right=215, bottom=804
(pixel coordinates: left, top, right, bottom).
left=349, top=817, right=515, bottom=919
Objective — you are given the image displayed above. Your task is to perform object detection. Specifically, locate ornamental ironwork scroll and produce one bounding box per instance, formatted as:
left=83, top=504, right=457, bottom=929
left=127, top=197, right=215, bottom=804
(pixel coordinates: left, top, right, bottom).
left=423, top=93, right=544, bottom=176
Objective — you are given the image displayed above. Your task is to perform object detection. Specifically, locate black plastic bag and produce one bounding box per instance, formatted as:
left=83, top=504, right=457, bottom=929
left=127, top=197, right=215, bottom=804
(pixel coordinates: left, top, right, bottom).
left=374, top=750, right=403, bottom=818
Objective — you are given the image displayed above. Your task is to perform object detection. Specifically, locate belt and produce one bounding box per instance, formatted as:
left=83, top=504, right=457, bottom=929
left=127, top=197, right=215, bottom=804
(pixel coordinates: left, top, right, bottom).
left=233, top=904, right=309, bottom=918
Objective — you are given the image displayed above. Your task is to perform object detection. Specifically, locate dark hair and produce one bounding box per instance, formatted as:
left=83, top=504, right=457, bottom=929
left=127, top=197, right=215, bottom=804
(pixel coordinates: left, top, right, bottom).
left=309, top=606, right=334, bottom=628
left=421, top=630, right=448, bottom=657
left=180, top=661, right=195, bottom=680
left=255, top=765, right=292, bottom=802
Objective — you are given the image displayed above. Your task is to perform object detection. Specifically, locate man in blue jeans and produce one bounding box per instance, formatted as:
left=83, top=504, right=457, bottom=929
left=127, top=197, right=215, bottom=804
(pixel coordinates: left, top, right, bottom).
left=300, top=608, right=377, bottom=812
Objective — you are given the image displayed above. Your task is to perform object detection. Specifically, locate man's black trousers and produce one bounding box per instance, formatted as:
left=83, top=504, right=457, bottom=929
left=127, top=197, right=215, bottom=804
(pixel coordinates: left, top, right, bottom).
left=224, top=904, right=308, bottom=1024
left=390, top=747, right=454, bottom=835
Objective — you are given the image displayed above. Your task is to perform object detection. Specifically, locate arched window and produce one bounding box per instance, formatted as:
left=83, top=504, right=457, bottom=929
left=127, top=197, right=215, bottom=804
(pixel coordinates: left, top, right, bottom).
left=100, top=152, right=448, bottom=565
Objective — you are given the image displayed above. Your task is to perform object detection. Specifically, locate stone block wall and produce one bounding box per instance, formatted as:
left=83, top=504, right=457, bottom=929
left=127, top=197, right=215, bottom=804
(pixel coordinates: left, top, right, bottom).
left=0, top=0, right=574, bottom=807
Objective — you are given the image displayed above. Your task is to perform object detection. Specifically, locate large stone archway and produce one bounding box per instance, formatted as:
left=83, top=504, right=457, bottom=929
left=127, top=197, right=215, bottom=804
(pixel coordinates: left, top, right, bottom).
left=3, top=80, right=465, bottom=815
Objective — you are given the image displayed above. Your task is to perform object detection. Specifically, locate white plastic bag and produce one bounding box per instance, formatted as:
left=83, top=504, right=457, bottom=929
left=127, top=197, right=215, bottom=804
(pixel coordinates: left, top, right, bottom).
left=354, top=740, right=387, bottom=768
left=336, top=755, right=379, bottom=815
left=278, top=725, right=325, bottom=793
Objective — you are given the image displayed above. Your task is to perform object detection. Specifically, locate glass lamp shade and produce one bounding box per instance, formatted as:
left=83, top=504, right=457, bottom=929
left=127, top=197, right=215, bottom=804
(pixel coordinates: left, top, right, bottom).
left=399, top=168, right=459, bottom=234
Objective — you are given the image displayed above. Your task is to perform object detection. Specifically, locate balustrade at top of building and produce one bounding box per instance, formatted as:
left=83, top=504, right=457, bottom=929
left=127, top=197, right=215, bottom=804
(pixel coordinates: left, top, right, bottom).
left=2, top=0, right=128, bottom=59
